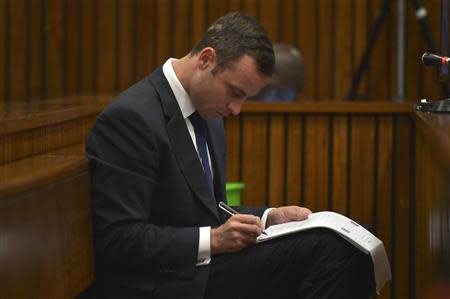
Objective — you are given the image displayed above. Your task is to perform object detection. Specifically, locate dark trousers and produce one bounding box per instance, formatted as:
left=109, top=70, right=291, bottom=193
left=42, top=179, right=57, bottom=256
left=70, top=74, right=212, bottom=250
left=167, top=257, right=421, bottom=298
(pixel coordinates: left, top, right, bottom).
left=204, top=228, right=375, bottom=299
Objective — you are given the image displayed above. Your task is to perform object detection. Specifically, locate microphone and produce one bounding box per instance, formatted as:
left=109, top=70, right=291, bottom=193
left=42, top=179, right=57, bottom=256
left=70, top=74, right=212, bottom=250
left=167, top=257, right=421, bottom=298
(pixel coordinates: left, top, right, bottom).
left=421, top=53, right=450, bottom=66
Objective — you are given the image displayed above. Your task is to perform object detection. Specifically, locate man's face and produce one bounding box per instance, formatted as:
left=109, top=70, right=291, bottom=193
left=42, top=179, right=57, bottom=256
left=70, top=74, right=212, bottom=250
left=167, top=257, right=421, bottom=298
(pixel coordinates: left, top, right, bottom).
left=189, top=53, right=270, bottom=120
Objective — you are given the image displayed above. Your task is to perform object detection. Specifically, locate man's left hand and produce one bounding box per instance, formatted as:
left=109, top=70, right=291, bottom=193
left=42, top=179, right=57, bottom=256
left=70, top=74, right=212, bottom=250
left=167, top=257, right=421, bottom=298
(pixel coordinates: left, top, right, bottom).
left=266, top=206, right=312, bottom=228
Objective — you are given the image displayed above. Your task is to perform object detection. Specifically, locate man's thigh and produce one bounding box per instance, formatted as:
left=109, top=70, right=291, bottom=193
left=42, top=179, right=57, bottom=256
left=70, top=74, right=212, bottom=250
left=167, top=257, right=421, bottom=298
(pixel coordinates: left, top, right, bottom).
left=204, top=228, right=374, bottom=299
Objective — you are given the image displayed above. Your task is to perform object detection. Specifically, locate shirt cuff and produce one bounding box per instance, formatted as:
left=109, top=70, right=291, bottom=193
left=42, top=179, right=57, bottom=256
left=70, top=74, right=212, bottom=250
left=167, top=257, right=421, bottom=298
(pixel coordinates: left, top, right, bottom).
left=261, top=208, right=275, bottom=229
left=196, top=226, right=211, bottom=266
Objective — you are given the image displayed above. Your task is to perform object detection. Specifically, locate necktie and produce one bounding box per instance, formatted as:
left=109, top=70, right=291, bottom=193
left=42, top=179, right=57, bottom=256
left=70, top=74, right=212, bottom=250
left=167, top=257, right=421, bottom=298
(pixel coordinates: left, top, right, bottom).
left=189, top=111, right=214, bottom=197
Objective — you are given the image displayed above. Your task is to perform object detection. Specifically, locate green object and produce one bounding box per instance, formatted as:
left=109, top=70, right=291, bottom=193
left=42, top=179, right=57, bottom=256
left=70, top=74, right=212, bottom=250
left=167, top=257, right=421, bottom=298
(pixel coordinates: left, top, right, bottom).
left=225, top=182, right=244, bottom=206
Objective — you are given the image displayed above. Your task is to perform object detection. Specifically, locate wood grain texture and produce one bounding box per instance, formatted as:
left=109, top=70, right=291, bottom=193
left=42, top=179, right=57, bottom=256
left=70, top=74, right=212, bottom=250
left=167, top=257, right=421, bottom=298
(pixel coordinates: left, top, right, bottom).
left=414, top=111, right=450, bottom=298
left=118, top=0, right=135, bottom=91
left=96, top=0, right=117, bottom=94
left=65, top=0, right=80, bottom=95
left=285, top=114, right=302, bottom=206
left=303, top=115, right=329, bottom=211
left=224, top=116, right=241, bottom=182
left=241, top=114, right=268, bottom=206
left=375, top=116, right=394, bottom=299
left=267, top=114, right=285, bottom=207
left=9, top=0, right=27, bottom=102
left=0, top=164, right=94, bottom=298
left=1, top=0, right=445, bottom=104
left=80, top=0, right=95, bottom=93
left=330, top=116, right=348, bottom=215
left=349, top=115, right=375, bottom=224
left=136, top=0, right=154, bottom=79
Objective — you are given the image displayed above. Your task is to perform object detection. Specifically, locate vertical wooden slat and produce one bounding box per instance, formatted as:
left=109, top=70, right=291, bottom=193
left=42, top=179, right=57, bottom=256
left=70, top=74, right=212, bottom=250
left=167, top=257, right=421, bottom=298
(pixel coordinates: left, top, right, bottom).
left=225, top=116, right=241, bottom=182
left=258, top=0, right=279, bottom=42
left=376, top=115, right=394, bottom=299
left=268, top=115, right=285, bottom=207
left=156, top=0, right=171, bottom=65
left=286, top=114, right=303, bottom=206
left=45, top=0, right=64, bottom=99
left=173, top=0, right=191, bottom=59
left=29, top=0, right=42, bottom=101
left=334, top=0, right=353, bottom=101
left=207, top=0, right=227, bottom=26
left=227, top=0, right=241, bottom=11
left=304, top=115, right=329, bottom=211
left=241, top=115, right=268, bottom=206
left=241, top=0, right=257, bottom=16
left=368, top=0, right=390, bottom=100
left=316, top=0, right=333, bottom=100
left=0, top=0, right=6, bottom=106
left=9, top=0, right=27, bottom=102
left=354, top=0, right=369, bottom=98
left=192, top=0, right=206, bottom=45
left=65, top=0, right=80, bottom=95
left=96, top=0, right=116, bottom=94
left=393, top=115, right=412, bottom=299
left=80, top=0, right=95, bottom=94
left=118, top=0, right=134, bottom=91
left=297, top=1, right=316, bottom=101
left=331, top=116, right=348, bottom=214
left=136, top=0, right=154, bottom=79
left=279, top=0, right=295, bottom=44
left=388, top=0, right=397, bottom=100
left=349, top=115, right=375, bottom=225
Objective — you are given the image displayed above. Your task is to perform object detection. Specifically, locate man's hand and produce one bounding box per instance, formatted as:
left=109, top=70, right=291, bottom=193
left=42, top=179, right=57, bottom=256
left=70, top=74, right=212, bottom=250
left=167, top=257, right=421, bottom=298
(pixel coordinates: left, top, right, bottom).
left=210, top=214, right=263, bottom=255
left=266, top=206, right=312, bottom=228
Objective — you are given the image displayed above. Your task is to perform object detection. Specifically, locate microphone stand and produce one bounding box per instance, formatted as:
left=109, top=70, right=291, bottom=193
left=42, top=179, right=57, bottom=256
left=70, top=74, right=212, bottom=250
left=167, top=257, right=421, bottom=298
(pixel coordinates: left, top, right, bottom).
left=346, top=0, right=449, bottom=101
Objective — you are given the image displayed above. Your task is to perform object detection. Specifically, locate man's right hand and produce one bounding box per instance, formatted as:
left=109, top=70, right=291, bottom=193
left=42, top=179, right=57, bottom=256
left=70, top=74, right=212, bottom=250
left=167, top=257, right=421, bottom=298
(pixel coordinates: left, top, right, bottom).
left=210, top=214, right=263, bottom=255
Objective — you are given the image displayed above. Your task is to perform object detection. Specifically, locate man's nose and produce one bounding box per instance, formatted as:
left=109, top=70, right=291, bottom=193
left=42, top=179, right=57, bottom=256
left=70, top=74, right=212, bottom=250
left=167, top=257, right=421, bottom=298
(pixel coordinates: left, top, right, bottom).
left=227, top=100, right=244, bottom=116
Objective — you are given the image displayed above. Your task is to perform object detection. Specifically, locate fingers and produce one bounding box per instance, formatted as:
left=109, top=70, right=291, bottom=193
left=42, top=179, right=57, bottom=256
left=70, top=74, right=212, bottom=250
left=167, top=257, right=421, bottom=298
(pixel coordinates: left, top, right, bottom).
left=291, top=206, right=312, bottom=220
left=210, top=215, right=263, bottom=255
left=228, top=214, right=262, bottom=236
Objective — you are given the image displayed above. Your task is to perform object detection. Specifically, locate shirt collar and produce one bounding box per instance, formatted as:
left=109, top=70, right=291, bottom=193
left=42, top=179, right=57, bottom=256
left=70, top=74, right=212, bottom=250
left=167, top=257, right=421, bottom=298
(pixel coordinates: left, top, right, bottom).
left=162, top=58, right=195, bottom=119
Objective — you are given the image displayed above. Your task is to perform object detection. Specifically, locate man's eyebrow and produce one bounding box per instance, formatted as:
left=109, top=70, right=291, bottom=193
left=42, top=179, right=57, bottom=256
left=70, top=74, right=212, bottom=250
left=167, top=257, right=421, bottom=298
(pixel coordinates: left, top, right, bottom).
left=228, top=84, right=247, bottom=97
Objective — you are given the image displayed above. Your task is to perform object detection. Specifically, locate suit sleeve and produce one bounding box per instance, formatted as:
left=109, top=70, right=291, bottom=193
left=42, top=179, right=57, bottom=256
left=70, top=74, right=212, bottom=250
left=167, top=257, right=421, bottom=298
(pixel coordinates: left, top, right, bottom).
left=86, top=105, right=199, bottom=278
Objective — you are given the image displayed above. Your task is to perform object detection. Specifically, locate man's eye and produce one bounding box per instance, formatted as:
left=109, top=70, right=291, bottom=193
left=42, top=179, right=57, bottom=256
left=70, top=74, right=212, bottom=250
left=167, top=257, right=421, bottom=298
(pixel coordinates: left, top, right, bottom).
left=230, top=90, right=240, bottom=98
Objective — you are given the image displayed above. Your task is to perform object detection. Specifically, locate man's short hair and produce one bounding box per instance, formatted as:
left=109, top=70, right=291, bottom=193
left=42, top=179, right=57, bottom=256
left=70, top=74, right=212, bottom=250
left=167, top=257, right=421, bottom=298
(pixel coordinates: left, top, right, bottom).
left=190, top=12, right=275, bottom=77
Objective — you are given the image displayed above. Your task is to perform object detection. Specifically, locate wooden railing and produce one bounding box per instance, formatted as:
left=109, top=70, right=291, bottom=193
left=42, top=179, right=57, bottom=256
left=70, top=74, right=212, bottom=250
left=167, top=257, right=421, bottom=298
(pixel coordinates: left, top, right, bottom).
left=0, top=96, right=110, bottom=298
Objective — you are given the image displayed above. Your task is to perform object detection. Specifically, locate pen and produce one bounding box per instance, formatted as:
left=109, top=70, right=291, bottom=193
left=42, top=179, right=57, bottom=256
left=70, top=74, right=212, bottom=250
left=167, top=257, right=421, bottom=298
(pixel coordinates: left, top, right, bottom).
left=218, top=201, right=268, bottom=236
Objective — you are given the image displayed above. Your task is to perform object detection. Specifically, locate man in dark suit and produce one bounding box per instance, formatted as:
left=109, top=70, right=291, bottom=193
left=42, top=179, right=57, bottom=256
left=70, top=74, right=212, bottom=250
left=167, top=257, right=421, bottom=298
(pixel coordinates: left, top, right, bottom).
left=86, top=12, right=375, bottom=299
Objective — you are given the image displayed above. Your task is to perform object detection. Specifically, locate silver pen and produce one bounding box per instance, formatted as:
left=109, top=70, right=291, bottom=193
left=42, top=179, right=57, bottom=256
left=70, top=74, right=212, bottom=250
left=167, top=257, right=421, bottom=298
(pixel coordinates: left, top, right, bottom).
left=218, top=201, right=268, bottom=236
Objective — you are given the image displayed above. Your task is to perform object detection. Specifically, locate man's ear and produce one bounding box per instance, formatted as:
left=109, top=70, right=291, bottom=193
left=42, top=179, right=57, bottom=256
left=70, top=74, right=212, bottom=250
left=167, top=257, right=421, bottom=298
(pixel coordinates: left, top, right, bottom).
left=197, top=47, right=216, bottom=70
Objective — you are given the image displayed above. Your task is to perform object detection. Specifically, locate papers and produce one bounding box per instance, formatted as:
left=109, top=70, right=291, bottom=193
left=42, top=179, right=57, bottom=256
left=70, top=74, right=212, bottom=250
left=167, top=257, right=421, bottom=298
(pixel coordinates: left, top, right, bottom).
left=257, top=211, right=391, bottom=294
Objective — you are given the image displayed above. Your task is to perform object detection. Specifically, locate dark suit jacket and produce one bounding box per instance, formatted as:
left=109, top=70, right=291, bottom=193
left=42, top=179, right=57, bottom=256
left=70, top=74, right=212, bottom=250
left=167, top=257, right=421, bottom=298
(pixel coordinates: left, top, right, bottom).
left=86, top=67, right=265, bottom=298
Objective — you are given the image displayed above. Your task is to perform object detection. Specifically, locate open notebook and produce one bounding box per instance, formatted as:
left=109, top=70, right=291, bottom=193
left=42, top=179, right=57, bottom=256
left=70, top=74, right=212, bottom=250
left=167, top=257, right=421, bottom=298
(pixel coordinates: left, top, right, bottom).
left=257, top=211, right=391, bottom=294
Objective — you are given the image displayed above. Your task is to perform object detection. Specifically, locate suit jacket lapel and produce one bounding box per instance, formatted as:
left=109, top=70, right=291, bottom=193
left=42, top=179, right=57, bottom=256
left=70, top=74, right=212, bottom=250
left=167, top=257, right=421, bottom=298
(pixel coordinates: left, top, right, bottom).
left=148, top=68, right=220, bottom=221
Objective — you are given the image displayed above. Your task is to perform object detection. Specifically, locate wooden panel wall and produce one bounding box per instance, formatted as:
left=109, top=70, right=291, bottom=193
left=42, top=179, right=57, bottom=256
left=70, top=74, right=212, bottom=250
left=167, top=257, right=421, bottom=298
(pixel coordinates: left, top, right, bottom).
left=1, top=0, right=445, bottom=111
left=414, top=112, right=450, bottom=299
left=225, top=102, right=414, bottom=299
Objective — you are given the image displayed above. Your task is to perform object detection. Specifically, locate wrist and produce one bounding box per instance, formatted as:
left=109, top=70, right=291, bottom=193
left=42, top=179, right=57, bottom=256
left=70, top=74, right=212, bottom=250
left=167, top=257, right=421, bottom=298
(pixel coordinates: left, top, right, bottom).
left=210, top=228, right=220, bottom=255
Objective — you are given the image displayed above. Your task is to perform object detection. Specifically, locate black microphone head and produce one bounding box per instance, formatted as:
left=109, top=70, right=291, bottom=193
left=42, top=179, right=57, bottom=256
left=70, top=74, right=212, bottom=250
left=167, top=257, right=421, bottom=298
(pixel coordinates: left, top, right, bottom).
left=422, top=53, right=449, bottom=66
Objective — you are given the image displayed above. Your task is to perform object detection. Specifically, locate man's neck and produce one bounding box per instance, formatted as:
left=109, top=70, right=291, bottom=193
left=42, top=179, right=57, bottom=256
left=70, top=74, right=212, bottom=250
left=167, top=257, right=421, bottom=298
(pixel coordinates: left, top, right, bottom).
left=172, top=55, right=194, bottom=94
